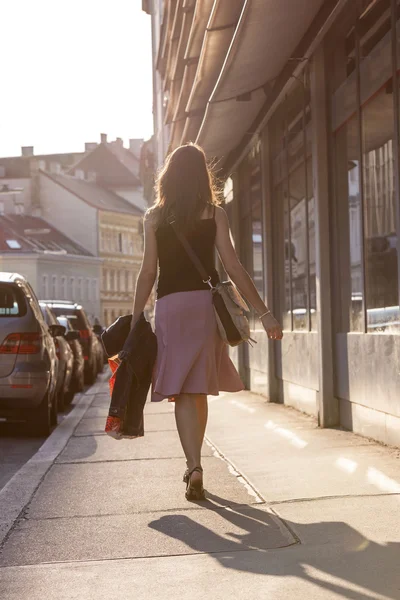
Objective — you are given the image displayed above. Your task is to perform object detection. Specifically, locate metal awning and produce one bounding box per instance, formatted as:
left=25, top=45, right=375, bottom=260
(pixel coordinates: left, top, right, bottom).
left=196, top=0, right=325, bottom=158
left=186, top=0, right=244, bottom=114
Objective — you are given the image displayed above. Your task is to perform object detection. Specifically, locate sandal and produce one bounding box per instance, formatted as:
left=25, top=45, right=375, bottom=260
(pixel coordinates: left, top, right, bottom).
left=183, top=467, right=189, bottom=484
left=185, top=466, right=206, bottom=501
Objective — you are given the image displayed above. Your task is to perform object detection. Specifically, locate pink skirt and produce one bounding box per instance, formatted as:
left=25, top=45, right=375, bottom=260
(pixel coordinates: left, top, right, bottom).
left=151, top=290, right=244, bottom=402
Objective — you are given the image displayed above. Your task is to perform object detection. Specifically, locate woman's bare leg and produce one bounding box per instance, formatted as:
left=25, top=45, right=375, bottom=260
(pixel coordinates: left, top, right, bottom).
left=195, top=395, right=208, bottom=447
left=174, top=394, right=206, bottom=484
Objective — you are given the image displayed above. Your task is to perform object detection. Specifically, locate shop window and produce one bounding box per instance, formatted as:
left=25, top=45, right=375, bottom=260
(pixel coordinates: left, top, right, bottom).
left=330, top=0, right=400, bottom=333
left=272, top=76, right=316, bottom=331
left=238, top=141, right=265, bottom=329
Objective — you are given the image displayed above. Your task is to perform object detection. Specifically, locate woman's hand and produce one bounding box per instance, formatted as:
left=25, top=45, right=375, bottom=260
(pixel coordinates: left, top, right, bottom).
left=261, top=313, right=283, bottom=340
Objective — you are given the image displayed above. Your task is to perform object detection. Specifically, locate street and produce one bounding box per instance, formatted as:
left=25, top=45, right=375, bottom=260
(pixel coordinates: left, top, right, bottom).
left=1, top=371, right=400, bottom=599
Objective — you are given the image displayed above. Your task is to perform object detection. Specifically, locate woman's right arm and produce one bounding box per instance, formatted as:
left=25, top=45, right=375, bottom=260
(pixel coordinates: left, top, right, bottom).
left=214, top=206, right=283, bottom=340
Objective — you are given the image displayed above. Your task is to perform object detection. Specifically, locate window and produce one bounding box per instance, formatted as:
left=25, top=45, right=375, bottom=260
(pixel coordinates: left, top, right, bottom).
left=330, top=0, right=399, bottom=333
left=118, top=232, right=123, bottom=253
left=92, top=279, right=98, bottom=300
left=69, top=277, right=75, bottom=299
left=0, top=284, right=27, bottom=316
left=110, top=270, right=116, bottom=291
left=51, top=275, right=57, bottom=298
left=61, top=276, right=67, bottom=299
left=224, top=177, right=234, bottom=204
left=78, top=278, right=83, bottom=300
left=86, top=278, right=91, bottom=301
left=42, top=275, right=48, bottom=299
left=6, top=239, right=21, bottom=249
left=125, top=270, right=130, bottom=291
left=272, top=75, right=316, bottom=331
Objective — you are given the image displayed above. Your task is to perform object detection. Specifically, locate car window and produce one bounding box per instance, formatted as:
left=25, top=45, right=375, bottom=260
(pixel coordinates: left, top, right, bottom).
left=51, top=307, right=88, bottom=329
left=57, top=316, right=70, bottom=330
left=0, top=283, right=27, bottom=317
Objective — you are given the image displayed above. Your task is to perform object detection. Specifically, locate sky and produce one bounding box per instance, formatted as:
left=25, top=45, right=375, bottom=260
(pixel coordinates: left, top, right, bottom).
left=0, top=0, right=154, bottom=157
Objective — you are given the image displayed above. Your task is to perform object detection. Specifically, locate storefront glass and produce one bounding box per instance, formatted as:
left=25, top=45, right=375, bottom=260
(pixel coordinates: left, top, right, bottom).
left=330, top=0, right=400, bottom=333
left=272, top=77, right=316, bottom=331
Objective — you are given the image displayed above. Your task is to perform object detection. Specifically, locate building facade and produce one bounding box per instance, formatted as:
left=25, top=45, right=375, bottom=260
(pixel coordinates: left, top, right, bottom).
left=146, top=0, right=400, bottom=447
left=40, top=171, right=145, bottom=326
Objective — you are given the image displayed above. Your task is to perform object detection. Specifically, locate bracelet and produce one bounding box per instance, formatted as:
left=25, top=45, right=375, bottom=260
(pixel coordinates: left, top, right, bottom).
left=258, top=310, right=271, bottom=319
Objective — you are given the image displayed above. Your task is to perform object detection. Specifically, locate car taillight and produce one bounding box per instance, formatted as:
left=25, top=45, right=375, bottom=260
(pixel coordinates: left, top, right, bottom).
left=54, top=338, right=61, bottom=359
left=0, top=333, right=41, bottom=355
left=0, top=333, right=20, bottom=354
left=79, top=329, right=90, bottom=340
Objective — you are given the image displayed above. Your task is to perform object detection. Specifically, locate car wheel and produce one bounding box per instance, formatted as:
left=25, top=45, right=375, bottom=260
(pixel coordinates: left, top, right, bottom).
left=30, top=391, right=52, bottom=437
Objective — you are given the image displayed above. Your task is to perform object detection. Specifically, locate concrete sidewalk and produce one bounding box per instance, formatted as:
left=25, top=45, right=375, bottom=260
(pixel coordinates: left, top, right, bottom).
left=1, top=377, right=399, bottom=599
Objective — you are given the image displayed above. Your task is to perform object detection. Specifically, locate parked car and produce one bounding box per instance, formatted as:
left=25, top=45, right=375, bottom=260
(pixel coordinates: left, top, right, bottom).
left=56, top=315, right=84, bottom=401
left=0, top=272, right=61, bottom=435
left=93, top=320, right=108, bottom=365
left=44, top=301, right=98, bottom=384
left=92, top=331, right=105, bottom=374
left=40, top=303, right=74, bottom=412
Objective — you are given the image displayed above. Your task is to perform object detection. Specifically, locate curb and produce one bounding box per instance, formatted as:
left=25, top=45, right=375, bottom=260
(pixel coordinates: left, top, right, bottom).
left=0, top=379, right=106, bottom=548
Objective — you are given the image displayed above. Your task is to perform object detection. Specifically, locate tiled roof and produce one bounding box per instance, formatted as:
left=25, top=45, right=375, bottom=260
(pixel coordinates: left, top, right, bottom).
left=0, top=214, right=94, bottom=256
left=42, top=172, right=144, bottom=215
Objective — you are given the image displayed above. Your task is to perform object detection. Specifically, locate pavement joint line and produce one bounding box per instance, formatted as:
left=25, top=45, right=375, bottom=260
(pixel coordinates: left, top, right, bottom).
left=0, top=387, right=100, bottom=550
left=19, top=501, right=267, bottom=522
left=0, top=540, right=300, bottom=570
left=204, top=434, right=304, bottom=545
left=204, top=435, right=265, bottom=504
left=267, top=491, right=400, bottom=506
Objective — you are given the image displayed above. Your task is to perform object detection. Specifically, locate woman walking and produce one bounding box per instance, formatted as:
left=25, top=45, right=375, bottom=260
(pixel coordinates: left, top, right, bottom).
left=131, top=143, right=283, bottom=501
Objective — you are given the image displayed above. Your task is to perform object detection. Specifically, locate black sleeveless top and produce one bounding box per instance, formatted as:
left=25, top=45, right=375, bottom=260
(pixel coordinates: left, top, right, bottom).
left=156, top=213, right=219, bottom=300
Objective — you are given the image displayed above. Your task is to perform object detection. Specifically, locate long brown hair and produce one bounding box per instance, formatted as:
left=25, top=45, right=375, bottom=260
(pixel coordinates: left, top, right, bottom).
left=147, top=143, right=220, bottom=231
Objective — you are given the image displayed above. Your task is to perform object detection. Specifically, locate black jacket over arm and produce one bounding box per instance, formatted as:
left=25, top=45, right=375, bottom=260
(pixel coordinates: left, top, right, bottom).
left=102, top=313, right=157, bottom=437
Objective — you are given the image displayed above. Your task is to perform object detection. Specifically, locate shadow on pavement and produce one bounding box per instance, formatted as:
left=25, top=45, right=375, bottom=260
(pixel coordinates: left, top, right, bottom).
left=149, top=492, right=400, bottom=600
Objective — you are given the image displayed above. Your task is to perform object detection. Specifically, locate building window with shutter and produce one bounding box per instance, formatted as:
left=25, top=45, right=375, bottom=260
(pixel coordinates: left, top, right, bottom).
left=51, top=275, right=57, bottom=299
left=42, top=275, right=48, bottom=299
left=61, top=276, right=67, bottom=299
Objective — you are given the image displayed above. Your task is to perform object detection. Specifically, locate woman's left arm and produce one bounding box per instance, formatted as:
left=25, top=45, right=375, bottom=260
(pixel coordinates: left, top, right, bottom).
left=131, top=214, right=158, bottom=327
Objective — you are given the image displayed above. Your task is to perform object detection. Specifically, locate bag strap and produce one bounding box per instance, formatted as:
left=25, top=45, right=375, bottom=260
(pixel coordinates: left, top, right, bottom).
left=169, top=218, right=213, bottom=287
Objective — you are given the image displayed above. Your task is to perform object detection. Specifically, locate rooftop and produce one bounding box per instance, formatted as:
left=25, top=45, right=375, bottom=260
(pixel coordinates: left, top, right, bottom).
left=42, top=171, right=144, bottom=215
left=0, top=214, right=94, bottom=256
